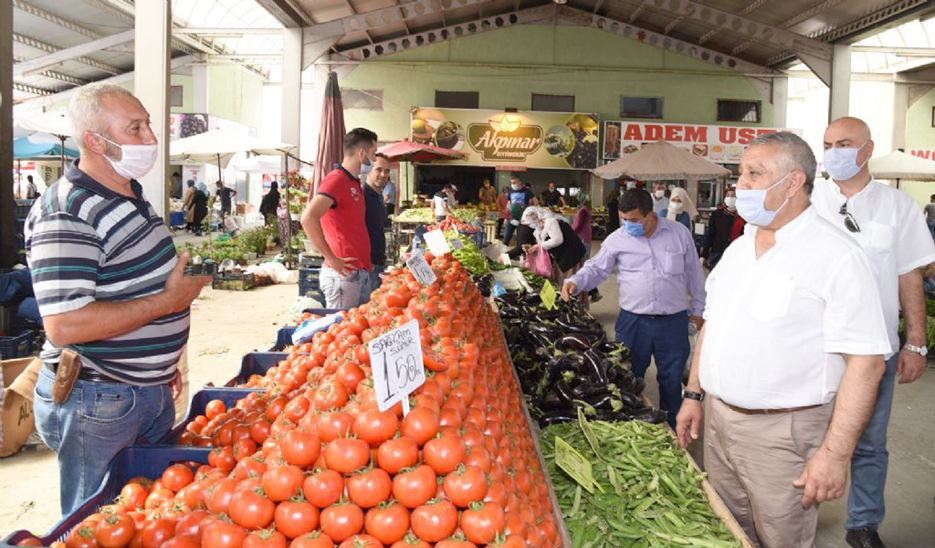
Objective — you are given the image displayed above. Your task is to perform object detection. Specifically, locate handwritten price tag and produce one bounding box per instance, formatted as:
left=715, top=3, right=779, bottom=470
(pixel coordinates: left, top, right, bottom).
left=449, top=238, right=464, bottom=250
left=555, top=437, right=603, bottom=494
left=540, top=280, right=557, bottom=310
left=369, top=320, right=426, bottom=414
left=577, top=407, right=601, bottom=457
left=424, top=230, right=451, bottom=255
left=406, top=251, right=437, bottom=286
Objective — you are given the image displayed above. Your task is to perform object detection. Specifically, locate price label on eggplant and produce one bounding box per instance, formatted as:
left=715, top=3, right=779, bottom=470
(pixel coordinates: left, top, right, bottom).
left=577, top=407, right=601, bottom=457
left=449, top=237, right=464, bottom=250
left=406, top=251, right=437, bottom=286
left=424, top=230, right=451, bottom=255
left=540, top=280, right=557, bottom=310
left=369, top=319, right=426, bottom=415
left=555, top=437, right=603, bottom=494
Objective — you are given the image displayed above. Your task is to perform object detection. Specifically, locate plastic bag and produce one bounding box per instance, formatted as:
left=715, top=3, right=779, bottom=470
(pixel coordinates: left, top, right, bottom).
left=246, top=262, right=298, bottom=284
left=526, top=248, right=552, bottom=278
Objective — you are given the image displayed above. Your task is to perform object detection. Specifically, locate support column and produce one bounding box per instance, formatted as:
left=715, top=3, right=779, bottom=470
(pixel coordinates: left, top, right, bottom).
left=134, top=0, right=171, bottom=219
left=192, top=62, right=208, bottom=113
left=282, top=28, right=302, bottom=160
left=772, top=77, right=788, bottom=128
left=892, top=83, right=909, bottom=151
left=829, top=44, right=851, bottom=122
left=0, top=0, right=15, bottom=268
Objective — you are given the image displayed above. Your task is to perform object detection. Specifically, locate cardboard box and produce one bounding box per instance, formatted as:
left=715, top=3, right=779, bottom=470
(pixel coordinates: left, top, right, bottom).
left=1, top=357, right=39, bottom=457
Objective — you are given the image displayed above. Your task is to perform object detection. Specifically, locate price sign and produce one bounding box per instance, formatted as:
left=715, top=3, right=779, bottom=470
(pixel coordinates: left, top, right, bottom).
left=540, top=280, right=557, bottom=310
left=406, top=251, right=437, bottom=286
left=449, top=238, right=464, bottom=250
left=577, top=407, right=601, bottom=457
left=424, top=230, right=451, bottom=255
left=555, top=437, right=603, bottom=494
left=369, top=320, right=426, bottom=414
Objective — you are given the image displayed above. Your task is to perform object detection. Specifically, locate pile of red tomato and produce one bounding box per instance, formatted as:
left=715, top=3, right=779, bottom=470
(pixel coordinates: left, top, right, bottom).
left=20, top=254, right=559, bottom=548
left=427, top=217, right=480, bottom=233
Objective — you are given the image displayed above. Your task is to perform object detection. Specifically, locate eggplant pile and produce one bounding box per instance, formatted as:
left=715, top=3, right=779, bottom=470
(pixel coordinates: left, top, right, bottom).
left=496, top=292, right=667, bottom=427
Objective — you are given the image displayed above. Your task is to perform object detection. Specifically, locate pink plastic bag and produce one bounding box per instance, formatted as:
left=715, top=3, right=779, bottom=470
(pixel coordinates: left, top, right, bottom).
left=527, top=248, right=553, bottom=278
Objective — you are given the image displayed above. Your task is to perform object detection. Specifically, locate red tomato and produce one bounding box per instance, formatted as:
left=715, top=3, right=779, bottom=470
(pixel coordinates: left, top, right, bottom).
left=410, top=499, right=459, bottom=543
left=423, top=436, right=466, bottom=475
left=346, top=468, right=392, bottom=509
left=280, top=429, right=321, bottom=467
left=320, top=502, right=364, bottom=543
left=93, top=514, right=135, bottom=548
left=363, top=501, right=410, bottom=545
left=139, top=518, right=174, bottom=548
left=205, top=477, right=238, bottom=515
left=460, top=502, right=505, bottom=545
left=119, top=483, right=149, bottom=513
left=353, top=409, right=399, bottom=447
left=316, top=412, right=356, bottom=443
left=274, top=498, right=319, bottom=539
left=287, top=531, right=334, bottom=548
left=302, top=469, right=345, bottom=509
left=323, top=438, right=370, bottom=474
left=391, top=465, right=437, bottom=509
left=205, top=400, right=226, bottom=420
left=443, top=464, right=488, bottom=508
left=337, top=535, right=382, bottom=548
left=228, top=488, right=276, bottom=530
left=314, top=380, right=350, bottom=411
left=201, top=520, right=246, bottom=548
left=243, top=530, right=288, bottom=548
left=400, top=407, right=439, bottom=446
left=262, top=465, right=305, bottom=502
left=376, top=437, right=419, bottom=474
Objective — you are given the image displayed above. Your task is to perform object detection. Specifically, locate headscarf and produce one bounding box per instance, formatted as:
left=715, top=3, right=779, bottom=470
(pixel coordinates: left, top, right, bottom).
left=196, top=181, right=209, bottom=197
left=666, top=187, right=697, bottom=221
left=521, top=206, right=552, bottom=228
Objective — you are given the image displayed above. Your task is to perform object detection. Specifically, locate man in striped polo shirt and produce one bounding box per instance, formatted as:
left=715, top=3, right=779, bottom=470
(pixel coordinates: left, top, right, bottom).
left=26, top=83, right=210, bottom=514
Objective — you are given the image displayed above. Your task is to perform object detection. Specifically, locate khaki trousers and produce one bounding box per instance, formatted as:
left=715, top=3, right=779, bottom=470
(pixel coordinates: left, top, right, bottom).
left=704, top=396, right=834, bottom=548
left=173, top=345, right=190, bottom=423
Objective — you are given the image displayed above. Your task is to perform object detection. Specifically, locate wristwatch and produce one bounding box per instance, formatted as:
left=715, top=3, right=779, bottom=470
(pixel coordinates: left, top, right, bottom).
left=682, top=389, right=705, bottom=402
left=904, top=343, right=928, bottom=357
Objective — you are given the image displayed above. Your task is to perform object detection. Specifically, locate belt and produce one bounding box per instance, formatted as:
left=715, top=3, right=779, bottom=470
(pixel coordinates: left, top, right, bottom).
left=44, top=360, right=117, bottom=383
left=723, top=401, right=824, bottom=415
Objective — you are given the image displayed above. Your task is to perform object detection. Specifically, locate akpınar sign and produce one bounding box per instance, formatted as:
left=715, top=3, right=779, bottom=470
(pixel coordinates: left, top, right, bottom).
left=467, top=114, right=542, bottom=162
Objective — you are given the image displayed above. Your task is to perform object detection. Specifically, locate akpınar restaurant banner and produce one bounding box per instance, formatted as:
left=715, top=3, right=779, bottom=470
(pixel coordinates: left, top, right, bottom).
left=602, top=121, right=792, bottom=164
left=411, top=107, right=600, bottom=170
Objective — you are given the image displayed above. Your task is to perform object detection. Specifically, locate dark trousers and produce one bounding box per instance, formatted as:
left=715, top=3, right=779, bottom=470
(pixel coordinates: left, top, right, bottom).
left=614, top=309, right=690, bottom=427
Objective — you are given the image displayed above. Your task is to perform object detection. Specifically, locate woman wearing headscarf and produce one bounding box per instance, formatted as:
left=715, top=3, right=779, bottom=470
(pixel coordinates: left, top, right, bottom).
left=525, top=207, right=587, bottom=286
left=666, top=187, right=697, bottom=232
left=183, top=180, right=196, bottom=231
left=192, top=181, right=209, bottom=235
left=260, top=181, right=281, bottom=226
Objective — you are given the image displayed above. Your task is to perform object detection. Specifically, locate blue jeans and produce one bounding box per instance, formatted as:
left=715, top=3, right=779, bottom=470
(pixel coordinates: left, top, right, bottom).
left=846, top=353, right=898, bottom=530
left=34, top=366, right=175, bottom=515
left=928, top=223, right=935, bottom=241
left=319, top=265, right=372, bottom=310
left=503, top=221, right=517, bottom=246
left=361, top=264, right=385, bottom=304
left=615, top=309, right=690, bottom=428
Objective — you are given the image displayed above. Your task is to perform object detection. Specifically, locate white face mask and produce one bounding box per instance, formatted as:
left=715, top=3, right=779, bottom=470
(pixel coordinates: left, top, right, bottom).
left=669, top=201, right=684, bottom=213
left=653, top=189, right=665, bottom=199
left=724, top=196, right=737, bottom=209
left=97, top=133, right=157, bottom=180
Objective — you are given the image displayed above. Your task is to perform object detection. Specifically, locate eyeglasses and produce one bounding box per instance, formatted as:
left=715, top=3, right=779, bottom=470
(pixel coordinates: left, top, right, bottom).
left=839, top=202, right=860, bottom=233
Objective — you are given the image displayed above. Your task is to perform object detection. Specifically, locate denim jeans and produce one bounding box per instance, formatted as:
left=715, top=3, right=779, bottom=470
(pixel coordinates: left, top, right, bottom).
left=846, top=353, right=898, bottom=530
left=361, top=264, right=385, bottom=305
left=319, top=265, right=372, bottom=310
left=503, top=221, right=517, bottom=246
left=33, top=366, right=175, bottom=515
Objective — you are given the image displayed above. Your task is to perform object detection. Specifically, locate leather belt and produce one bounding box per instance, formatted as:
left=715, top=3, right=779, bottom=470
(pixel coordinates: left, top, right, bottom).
left=724, top=402, right=824, bottom=415
left=44, top=360, right=117, bottom=383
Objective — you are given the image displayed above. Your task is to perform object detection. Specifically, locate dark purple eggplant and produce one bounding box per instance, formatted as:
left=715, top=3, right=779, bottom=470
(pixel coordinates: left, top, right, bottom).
left=538, top=411, right=578, bottom=426
left=557, top=334, right=592, bottom=351
left=571, top=382, right=617, bottom=399
left=625, top=407, right=668, bottom=424
left=554, top=379, right=577, bottom=404
left=582, top=350, right=610, bottom=384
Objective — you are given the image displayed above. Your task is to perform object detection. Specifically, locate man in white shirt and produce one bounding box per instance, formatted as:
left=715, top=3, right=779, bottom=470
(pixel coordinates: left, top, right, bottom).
left=651, top=181, right=669, bottom=215
left=433, top=184, right=455, bottom=222
left=812, top=117, right=935, bottom=548
left=676, top=132, right=890, bottom=548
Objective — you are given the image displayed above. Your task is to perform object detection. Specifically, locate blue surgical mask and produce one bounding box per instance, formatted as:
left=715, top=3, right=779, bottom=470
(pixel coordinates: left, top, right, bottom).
left=622, top=219, right=645, bottom=237
left=823, top=141, right=868, bottom=181
left=735, top=173, right=790, bottom=227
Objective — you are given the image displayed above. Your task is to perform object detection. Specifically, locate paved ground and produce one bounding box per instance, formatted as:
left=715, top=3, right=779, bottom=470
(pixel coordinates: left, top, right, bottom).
left=2, top=244, right=933, bottom=546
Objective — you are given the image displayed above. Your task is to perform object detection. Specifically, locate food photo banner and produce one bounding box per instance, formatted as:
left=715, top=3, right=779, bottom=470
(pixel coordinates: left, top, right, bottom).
left=411, top=107, right=599, bottom=170
left=602, top=121, right=793, bottom=164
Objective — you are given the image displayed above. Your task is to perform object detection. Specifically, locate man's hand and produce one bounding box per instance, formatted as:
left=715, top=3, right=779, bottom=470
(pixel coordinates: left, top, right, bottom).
left=675, top=399, right=703, bottom=448
left=170, top=370, right=182, bottom=400
left=326, top=255, right=359, bottom=277
left=897, top=347, right=926, bottom=384
left=528, top=244, right=539, bottom=254
left=561, top=281, right=577, bottom=301
left=689, top=315, right=705, bottom=330
left=793, top=448, right=849, bottom=508
left=162, top=252, right=211, bottom=315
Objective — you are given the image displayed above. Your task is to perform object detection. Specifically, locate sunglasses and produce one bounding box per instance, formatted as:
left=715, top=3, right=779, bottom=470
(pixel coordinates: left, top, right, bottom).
left=839, top=202, right=860, bottom=233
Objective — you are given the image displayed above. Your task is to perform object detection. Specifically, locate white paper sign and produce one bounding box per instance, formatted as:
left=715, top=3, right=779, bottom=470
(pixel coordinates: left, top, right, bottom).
left=424, top=230, right=451, bottom=255
left=369, top=320, right=426, bottom=413
left=406, top=251, right=438, bottom=286
left=499, top=253, right=512, bottom=265
left=450, top=238, right=464, bottom=250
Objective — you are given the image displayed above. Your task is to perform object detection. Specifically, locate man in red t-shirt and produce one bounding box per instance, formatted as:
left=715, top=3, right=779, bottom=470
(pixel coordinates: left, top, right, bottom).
left=301, top=128, right=377, bottom=309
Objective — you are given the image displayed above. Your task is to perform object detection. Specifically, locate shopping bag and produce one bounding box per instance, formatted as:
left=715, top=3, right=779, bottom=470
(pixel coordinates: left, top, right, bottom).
left=527, top=248, right=553, bottom=278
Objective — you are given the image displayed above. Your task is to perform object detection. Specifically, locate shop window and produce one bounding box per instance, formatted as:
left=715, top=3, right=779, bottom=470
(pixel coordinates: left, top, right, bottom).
left=532, top=93, right=575, bottom=112
left=620, top=96, right=663, bottom=119
left=170, top=85, right=184, bottom=107
left=436, top=90, right=479, bottom=109
left=717, top=99, right=761, bottom=123
left=343, top=89, right=383, bottom=110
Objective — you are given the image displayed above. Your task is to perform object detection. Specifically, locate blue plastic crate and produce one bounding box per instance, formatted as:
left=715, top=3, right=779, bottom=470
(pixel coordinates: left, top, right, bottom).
left=298, top=267, right=321, bottom=297
left=272, top=308, right=341, bottom=351
left=223, top=351, right=289, bottom=387
left=1, top=446, right=211, bottom=547
left=0, top=330, right=33, bottom=359
left=159, top=388, right=263, bottom=445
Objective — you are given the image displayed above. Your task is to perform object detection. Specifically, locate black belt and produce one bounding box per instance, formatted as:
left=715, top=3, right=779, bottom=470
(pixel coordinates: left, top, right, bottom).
left=44, top=360, right=117, bottom=383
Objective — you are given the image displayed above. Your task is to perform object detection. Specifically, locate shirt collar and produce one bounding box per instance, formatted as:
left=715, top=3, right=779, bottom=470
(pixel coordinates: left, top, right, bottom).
left=338, top=165, right=361, bottom=184
left=774, top=205, right=816, bottom=244
left=825, top=176, right=876, bottom=201
left=66, top=159, right=144, bottom=201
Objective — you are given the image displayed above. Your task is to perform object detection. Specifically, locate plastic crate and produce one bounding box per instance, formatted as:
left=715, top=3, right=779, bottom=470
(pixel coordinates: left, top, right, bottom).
left=212, top=271, right=255, bottom=291
left=1, top=446, right=211, bottom=547
left=0, top=330, right=33, bottom=359
left=169, top=211, right=186, bottom=228
left=272, top=308, right=341, bottom=351
left=298, top=267, right=321, bottom=297
left=158, top=388, right=263, bottom=444
left=299, top=253, right=325, bottom=268
left=223, top=351, right=289, bottom=387
left=184, top=262, right=218, bottom=277
left=14, top=200, right=33, bottom=220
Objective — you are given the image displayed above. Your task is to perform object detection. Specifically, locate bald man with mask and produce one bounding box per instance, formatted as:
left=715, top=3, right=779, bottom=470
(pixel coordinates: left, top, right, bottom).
left=812, top=117, right=935, bottom=548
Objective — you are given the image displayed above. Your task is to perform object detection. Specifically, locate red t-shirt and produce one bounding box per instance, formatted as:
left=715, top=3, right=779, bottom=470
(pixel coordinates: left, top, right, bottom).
left=317, top=167, right=372, bottom=271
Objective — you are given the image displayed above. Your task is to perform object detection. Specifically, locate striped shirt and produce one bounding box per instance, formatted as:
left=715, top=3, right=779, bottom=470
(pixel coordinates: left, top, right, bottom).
left=25, top=161, right=189, bottom=386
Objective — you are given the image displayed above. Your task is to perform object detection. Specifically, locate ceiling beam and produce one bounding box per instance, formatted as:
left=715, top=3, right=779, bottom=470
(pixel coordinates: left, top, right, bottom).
left=14, top=30, right=135, bottom=77
left=629, top=6, right=644, bottom=23
left=173, top=28, right=284, bottom=36
left=14, top=82, right=54, bottom=96
left=13, top=56, right=89, bottom=86
left=593, top=0, right=605, bottom=14
left=254, top=0, right=313, bottom=27
left=697, top=0, right=770, bottom=45
left=342, top=0, right=376, bottom=44
left=13, top=33, right=122, bottom=75
left=307, top=0, right=489, bottom=39
left=13, top=0, right=102, bottom=40
left=852, top=46, right=935, bottom=55
left=780, top=0, right=848, bottom=31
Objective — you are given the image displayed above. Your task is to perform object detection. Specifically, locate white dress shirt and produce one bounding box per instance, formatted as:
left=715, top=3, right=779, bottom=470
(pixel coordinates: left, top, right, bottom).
left=812, top=177, right=935, bottom=356
left=699, top=207, right=891, bottom=409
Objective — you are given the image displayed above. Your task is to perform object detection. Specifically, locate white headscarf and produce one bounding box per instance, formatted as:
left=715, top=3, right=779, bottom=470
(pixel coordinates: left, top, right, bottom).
left=666, top=187, right=697, bottom=220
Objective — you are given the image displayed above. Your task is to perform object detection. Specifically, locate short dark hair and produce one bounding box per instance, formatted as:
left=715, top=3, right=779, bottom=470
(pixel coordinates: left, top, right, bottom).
left=27, top=175, right=33, bottom=182
left=374, top=152, right=389, bottom=162
left=619, top=189, right=652, bottom=215
left=344, top=128, right=378, bottom=155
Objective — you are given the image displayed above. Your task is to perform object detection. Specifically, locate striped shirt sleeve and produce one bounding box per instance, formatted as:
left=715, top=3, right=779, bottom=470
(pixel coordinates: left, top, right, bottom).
left=27, top=212, right=104, bottom=317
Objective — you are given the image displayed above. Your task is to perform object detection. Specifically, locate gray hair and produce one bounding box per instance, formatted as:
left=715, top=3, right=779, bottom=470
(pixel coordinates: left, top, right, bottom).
left=69, top=83, right=136, bottom=150
left=749, top=131, right=817, bottom=195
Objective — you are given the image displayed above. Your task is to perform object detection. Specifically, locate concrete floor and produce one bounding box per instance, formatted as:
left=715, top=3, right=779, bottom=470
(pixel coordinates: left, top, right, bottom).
left=2, top=245, right=934, bottom=546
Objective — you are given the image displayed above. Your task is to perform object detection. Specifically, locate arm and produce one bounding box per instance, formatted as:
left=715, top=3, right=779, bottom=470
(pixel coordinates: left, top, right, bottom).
left=561, top=240, right=617, bottom=298
left=897, top=268, right=927, bottom=383
left=683, top=231, right=707, bottom=320
left=793, top=353, right=884, bottom=507
left=559, top=196, right=566, bottom=208
left=537, top=219, right=564, bottom=251
left=301, top=194, right=356, bottom=276
left=676, top=325, right=706, bottom=448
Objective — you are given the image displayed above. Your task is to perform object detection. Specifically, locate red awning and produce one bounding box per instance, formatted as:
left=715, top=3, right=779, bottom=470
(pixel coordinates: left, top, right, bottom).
left=377, top=139, right=468, bottom=163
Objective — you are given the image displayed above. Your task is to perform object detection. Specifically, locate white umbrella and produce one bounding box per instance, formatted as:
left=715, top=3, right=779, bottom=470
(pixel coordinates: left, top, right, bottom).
left=170, top=128, right=295, bottom=185
left=868, top=151, right=935, bottom=187
left=14, top=112, right=74, bottom=169
left=593, top=140, right=731, bottom=181
left=231, top=155, right=288, bottom=174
